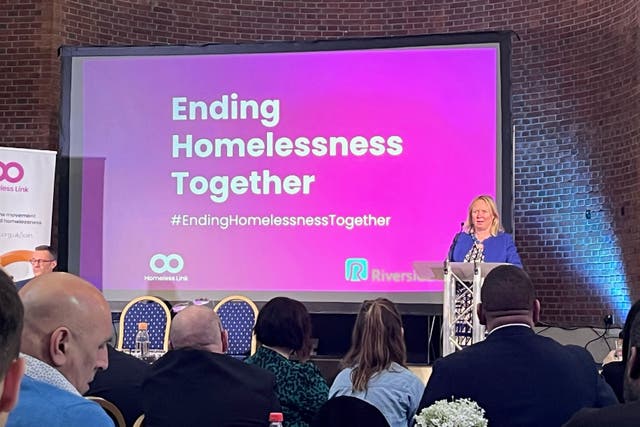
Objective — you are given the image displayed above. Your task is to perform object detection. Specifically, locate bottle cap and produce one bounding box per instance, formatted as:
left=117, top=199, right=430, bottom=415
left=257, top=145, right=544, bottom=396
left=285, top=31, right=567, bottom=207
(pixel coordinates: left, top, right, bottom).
left=138, top=322, right=148, bottom=330
left=268, top=412, right=283, bottom=422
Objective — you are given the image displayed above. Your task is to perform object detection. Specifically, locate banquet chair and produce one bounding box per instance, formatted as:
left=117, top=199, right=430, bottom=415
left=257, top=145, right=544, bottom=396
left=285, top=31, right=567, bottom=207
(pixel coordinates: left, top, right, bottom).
left=86, top=396, right=126, bottom=427
left=311, top=396, right=390, bottom=427
left=213, top=295, right=259, bottom=359
left=133, top=414, right=145, bottom=427
left=117, top=295, right=172, bottom=352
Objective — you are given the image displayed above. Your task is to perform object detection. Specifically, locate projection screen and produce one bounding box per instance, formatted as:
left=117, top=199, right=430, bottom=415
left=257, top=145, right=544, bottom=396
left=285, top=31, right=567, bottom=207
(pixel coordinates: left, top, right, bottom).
left=58, top=32, right=514, bottom=307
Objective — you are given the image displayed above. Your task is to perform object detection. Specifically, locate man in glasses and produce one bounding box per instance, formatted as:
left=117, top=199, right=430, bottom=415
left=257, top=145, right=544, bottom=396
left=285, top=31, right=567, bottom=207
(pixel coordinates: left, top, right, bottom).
left=15, top=245, right=57, bottom=290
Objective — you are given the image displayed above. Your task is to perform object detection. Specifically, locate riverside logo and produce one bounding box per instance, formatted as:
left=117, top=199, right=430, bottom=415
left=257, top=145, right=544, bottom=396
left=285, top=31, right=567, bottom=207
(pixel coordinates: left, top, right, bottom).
left=345, top=258, right=368, bottom=281
left=144, top=253, right=189, bottom=282
left=344, top=258, right=428, bottom=283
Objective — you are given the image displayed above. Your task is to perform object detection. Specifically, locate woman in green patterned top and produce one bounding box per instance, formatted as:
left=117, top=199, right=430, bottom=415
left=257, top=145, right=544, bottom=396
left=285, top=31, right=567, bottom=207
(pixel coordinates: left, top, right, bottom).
left=245, top=297, right=328, bottom=427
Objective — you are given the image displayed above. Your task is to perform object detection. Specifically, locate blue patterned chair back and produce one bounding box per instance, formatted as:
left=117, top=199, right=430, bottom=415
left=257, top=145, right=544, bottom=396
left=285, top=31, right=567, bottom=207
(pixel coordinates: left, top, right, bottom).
left=214, top=295, right=258, bottom=359
left=117, top=296, right=172, bottom=352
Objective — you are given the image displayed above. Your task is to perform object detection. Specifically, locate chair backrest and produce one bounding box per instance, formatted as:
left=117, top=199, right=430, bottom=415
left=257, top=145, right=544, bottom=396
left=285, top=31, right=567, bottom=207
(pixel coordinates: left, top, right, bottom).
left=133, top=414, right=145, bottom=427
left=312, top=396, right=390, bottom=427
left=213, top=295, right=259, bottom=358
left=117, top=296, right=172, bottom=352
left=86, top=396, right=126, bottom=427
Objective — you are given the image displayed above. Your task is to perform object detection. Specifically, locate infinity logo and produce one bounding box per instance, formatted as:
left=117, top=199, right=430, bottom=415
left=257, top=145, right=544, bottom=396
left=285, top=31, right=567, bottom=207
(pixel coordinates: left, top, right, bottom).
left=149, top=253, right=184, bottom=274
left=0, top=162, right=24, bottom=183
left=345, top=258, right=368, bottom=282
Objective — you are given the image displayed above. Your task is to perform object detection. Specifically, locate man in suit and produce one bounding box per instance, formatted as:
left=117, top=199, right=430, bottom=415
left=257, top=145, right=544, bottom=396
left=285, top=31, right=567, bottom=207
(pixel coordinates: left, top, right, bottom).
left=563, top=314, right=640, bottom=426
left=142, top=305, right=280, bottom=427
left=85, top=344, right=150, bottom=426
left=0, top=270, right=25, bottom=427
left=419, top=265, right=617, bottom=427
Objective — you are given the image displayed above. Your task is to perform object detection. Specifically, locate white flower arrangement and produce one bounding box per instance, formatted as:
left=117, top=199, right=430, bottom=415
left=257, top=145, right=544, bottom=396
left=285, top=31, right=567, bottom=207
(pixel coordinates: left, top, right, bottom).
left=414, top=398, right=488, bottom=427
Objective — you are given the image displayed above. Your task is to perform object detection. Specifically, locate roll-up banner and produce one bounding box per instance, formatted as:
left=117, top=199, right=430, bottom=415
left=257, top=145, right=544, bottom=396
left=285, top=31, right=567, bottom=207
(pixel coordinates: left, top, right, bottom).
left=0, top=147, right=57, bottom=281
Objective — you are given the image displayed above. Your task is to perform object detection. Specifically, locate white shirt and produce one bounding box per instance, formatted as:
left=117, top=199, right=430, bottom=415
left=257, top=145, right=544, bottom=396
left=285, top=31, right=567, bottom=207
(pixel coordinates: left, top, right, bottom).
left=21, top=353, right=79, bottom=395
left=487, top=323, right=531, bottom=335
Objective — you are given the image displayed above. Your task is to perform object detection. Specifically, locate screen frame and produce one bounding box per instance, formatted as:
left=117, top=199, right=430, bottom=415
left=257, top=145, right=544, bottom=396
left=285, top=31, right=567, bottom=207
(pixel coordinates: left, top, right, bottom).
left=57, top=31, right=514, bottom=312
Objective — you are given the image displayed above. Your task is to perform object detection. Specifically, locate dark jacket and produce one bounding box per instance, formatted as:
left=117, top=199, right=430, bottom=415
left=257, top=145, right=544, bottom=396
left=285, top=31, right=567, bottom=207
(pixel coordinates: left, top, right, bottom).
left=420, top=326, right=617, bottom=427
left=86, top=344, right=150, bottom=427
left=143, top=348, right=281, bottom=427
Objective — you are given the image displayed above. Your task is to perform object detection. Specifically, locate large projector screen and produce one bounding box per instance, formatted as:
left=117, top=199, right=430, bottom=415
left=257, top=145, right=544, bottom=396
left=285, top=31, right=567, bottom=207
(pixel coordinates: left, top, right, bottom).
left=59, top=32, right=513, bottom=306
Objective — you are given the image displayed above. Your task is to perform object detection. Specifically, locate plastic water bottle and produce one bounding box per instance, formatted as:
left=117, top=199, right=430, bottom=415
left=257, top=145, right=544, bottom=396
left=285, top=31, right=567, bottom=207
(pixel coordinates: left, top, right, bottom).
left=268, top=412, right=284, bottom=427
left=134, top=322, right=150, bottom=358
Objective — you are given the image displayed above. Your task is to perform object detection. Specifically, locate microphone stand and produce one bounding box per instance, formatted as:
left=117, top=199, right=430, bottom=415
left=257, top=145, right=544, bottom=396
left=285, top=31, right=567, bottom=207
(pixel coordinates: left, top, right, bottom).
left=446, top=222, right=465, bottom=262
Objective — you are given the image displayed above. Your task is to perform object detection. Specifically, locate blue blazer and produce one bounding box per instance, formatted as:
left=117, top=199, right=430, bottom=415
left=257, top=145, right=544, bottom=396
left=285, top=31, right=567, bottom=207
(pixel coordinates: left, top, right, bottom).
left=450, top=231, right=522, bottom=267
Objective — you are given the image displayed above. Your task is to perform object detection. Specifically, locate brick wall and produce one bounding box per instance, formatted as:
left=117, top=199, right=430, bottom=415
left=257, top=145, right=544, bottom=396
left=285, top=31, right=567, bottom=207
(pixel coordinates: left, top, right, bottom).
left=1, top=0, right=638, bottom=326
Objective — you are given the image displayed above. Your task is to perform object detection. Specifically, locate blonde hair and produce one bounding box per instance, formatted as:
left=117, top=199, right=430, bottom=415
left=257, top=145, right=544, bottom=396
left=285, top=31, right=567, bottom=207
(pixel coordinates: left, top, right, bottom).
left=342, top=298, right=407, bottom=392
left=464, top=195, right=502, bottom=236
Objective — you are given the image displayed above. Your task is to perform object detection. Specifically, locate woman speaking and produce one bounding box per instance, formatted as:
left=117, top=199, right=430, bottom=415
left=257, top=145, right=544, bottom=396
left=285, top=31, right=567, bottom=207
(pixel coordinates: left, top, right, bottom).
left=449, top=195, right=522, bottom=267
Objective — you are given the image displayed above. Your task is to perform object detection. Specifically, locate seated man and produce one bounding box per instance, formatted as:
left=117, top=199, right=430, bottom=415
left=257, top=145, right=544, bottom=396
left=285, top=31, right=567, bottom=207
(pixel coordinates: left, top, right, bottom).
left=14, top=245, right=57, bottom=291
left=8, top=272, right=114, bottom=427
left=85, top=344, right=150, bottom=427
left=419, top=265, right=617, bottom=427
left=0, top=270, right=25, bottom=427
left=143, top=305, right=280, bottom=426
left=564, top=314, right=640, bottom=426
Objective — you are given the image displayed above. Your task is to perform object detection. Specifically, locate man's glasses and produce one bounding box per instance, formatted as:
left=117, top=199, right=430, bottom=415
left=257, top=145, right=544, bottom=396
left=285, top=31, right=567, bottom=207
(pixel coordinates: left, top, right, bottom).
left=29, top=259, right=55, bottom=265
left=172, top=298, right=212, bottom=313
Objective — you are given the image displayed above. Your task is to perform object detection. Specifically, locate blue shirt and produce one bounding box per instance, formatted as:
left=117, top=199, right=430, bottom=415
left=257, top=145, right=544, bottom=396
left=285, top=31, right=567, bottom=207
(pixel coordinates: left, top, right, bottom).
left=7, top=376, right=114, bottom=427
left=329, top=363, right=424, bottom=427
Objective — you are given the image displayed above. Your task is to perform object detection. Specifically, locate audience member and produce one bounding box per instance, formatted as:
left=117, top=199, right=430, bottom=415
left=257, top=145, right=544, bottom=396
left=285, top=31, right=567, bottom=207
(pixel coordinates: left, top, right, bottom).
left=85, top=344, right=150, bottom=426
left=7, top=272, right=114, bottom=427
left=14, top=245, right=57, bottom=290
left=419, top=265, right=617, bottom=427
left=329, top=298, right=423, bottom=427
left=0, top=270, right=25, bottom=427
left=142, top=305, right=280, bottom=427
left=601, top=300, right=640, bottom=402
left=564, top=313, right=640, bottom=426
left=246, top=297, right=328, bottom=427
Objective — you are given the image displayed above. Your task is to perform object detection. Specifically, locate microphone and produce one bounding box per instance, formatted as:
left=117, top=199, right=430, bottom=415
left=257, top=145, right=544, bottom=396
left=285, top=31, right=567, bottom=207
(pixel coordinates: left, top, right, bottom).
left=447, top=222, right=465, bottom=262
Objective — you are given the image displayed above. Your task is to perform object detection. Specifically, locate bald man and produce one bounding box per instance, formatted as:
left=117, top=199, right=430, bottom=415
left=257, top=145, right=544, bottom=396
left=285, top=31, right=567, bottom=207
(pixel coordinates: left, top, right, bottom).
left=419, top=265, right=617, bottom=427
left=143, top=306, right=280, bottom=427
left=7, top=272, right=114, bottom=427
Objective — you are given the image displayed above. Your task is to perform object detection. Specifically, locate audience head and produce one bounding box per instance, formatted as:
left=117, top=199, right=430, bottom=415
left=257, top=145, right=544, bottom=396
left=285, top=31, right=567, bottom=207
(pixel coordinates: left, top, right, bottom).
left=254, top=297, right=313, bottom=361
left=0, top=270, right=25, bottom=425
left=343, top=298, right=406, bottom=392
left=29, top=245, right=57, bottom=277
left=621, top=300, right=640, bottom=364
left=464, top=195, right=502, bottom=236
left=169, top=305, right=228, bottom=354
left=624, top=314, right=640, bottom=402
left=19, top=272, right=112, bottom=394
left=478, top=265, right=539, bottom=331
